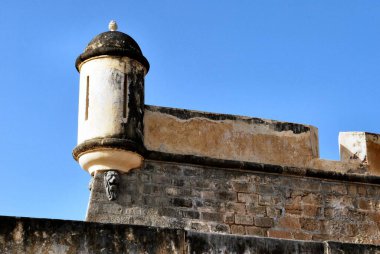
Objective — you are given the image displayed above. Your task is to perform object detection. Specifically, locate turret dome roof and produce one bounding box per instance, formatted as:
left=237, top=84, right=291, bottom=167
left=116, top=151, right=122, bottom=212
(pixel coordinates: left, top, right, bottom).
left=75, top=29, right=149, bottom=72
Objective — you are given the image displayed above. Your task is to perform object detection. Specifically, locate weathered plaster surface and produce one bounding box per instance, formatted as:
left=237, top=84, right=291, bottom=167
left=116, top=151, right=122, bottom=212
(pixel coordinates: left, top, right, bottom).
left=78, top=56, right=145, bottom=144
left=144, top=106, right=319, bottom=168
left=340, top=132, right=368, bottom=162
left=340, top=132, right=380, bottom=175
left=75, top=55, right=146, bottom=174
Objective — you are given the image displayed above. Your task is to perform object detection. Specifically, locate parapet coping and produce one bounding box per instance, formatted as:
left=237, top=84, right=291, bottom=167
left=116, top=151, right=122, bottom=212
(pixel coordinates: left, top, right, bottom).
left=1, top=216, right=379, bottom=252
left=145, top=150, right=380, bottom=185
left=145, top=105, right=315, bottom=135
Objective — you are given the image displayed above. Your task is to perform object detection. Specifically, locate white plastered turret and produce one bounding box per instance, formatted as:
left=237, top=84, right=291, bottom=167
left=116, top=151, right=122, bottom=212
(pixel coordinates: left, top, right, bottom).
left=74, top=21, right=149, bottom=175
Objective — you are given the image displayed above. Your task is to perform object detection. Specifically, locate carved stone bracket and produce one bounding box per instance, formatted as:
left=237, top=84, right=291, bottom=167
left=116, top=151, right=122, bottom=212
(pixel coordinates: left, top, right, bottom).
left=103, top=170, right=120, bottom=201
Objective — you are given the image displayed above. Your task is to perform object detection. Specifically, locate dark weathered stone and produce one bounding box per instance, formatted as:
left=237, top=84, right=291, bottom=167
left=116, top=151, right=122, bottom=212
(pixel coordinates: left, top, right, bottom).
left=2, top=216, right=380, bottom=253
left=145, top=105, right=310, bottom=134
left=0, top=216, right=184, bottom=254
left=186, top=231, right=324, bottom=254
left=327, top=241, right=380, bottom=254
left=76, top=31, right=149, bottom=71
left=72, top=137, right=146, bottom=161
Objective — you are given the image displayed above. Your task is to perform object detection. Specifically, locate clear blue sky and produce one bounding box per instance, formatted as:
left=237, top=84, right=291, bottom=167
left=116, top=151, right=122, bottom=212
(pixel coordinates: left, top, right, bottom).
left=0, top=1, right=379, bottom=220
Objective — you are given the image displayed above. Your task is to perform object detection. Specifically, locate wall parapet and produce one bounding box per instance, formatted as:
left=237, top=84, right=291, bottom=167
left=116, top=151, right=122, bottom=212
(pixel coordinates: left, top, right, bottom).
left=143, top=105, right=379, bottom=175
left=144, top=105, right=320, bottom=169
left=1, top=216, right=379, bottom=254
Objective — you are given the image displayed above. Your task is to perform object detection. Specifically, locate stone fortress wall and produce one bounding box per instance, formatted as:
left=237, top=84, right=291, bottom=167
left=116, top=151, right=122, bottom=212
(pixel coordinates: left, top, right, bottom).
left=3, top=21, right=379, bottom=253
left=86, top=105, right=380, bottom=245
left=143, top=105, right=380, bottom=175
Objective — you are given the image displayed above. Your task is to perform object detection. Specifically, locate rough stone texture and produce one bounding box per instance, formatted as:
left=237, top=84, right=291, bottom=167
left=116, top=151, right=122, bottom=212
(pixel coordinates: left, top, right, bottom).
left=308, top=158, right=364, bottom=174
left=144, top=105, right=319, bottom=168
left=1, top=216, right=379, bottom=254
left=187, top=231, right=325, bottom=254
left=87, top=160, right=380, bottom=245
left=0, top=216, right=184, bottom=254
left=327, top=241, right=380, bottom=254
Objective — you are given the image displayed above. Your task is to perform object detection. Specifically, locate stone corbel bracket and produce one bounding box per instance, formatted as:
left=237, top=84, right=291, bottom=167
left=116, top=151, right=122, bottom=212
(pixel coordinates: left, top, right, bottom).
left=103, top=170, right=120, bottom=201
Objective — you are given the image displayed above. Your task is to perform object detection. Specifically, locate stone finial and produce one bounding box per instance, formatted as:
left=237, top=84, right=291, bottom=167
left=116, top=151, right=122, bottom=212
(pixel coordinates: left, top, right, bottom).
left=108, top=20, right=118, bottom=31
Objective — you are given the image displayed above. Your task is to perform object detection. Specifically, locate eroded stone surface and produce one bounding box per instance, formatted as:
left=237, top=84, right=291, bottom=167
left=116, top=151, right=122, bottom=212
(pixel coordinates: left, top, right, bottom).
left=308, top=159, right=366, bottom=174
left=2, top=216, right=380, bottom=254
left=144, top=106, right=319, bottom=168
left=0, top=216, right=184, bottom=254
left=187, top=231, right=324, bottom=254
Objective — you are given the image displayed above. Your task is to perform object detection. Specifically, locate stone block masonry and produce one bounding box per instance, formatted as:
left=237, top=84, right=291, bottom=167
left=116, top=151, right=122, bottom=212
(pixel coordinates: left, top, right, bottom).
left=87, top=159, right=380, bottom=245
left=71, top=23, right=380, bottom=251
left=2, top=216, right=380, bottom=254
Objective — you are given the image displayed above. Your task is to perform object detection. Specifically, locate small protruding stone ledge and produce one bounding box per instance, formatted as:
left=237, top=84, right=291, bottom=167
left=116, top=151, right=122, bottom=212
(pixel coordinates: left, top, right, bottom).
left=72, top=137, right=146, bottom=161
left=1, top=216, right=379, bottom=254
left=145, top=150, right=380, bottom=185
left=145, top=105, right=313, bottom=134
left=327, top=241, right=380, bottom=254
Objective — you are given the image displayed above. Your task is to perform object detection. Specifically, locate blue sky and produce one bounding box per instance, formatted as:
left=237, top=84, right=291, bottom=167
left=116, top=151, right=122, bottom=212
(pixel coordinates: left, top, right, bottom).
left=0, top=1, right=379, bottom=220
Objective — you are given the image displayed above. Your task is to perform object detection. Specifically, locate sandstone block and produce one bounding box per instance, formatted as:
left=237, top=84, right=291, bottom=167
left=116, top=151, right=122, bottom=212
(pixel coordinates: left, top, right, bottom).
left=230, top=225, right=245, bottom=235
left=254, top=217, right=274, bottom=228
left=267, top=230, right=293, bottom=240
left=278, top=216, right=301, bottom=230
left=235, top=214, right=254, bottom=225
left=238, top=193, right=258, bottom=204
left=300, top=218, right=321, bottom=232
left=246, top=226, right=266, bottom=236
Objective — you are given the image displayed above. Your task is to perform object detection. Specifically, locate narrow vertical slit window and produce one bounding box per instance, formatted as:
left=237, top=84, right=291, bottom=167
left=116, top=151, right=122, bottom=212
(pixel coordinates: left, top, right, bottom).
left=123, top=74, right=127, bottom=118
left=85, top=75, right=89, bottom=121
